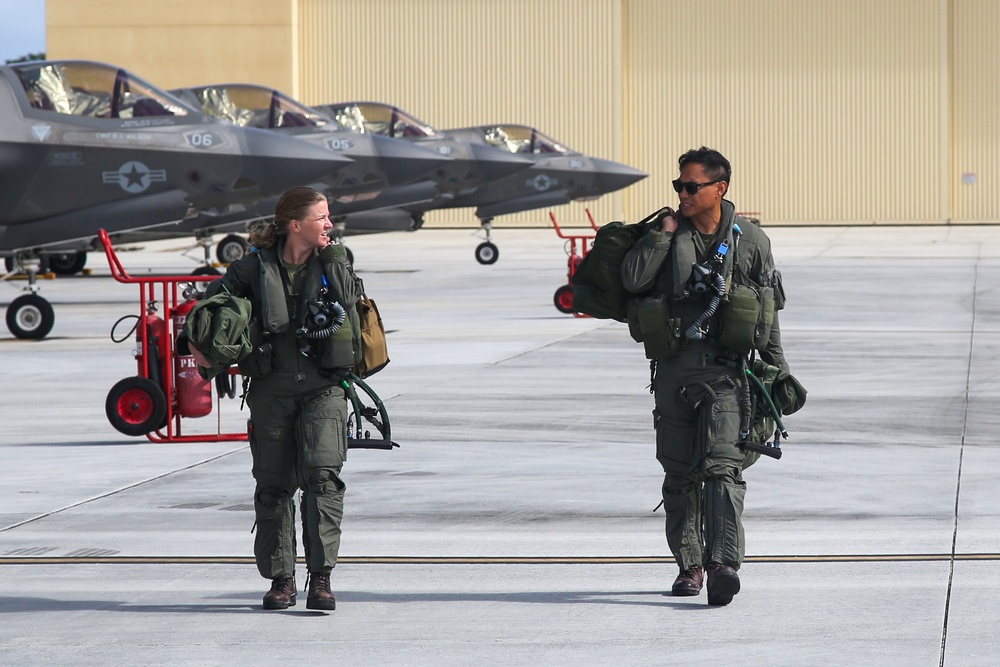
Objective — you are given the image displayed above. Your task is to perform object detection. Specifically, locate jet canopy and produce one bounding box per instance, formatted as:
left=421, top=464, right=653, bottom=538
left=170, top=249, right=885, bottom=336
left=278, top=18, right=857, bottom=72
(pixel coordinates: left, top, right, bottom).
left=12, top=61, right=192, bottom=119
left=482, top=125, right=568, bottom=155
left=327, top=102, right=438, bottom=138
left=192, top=85, right=331, bottom=130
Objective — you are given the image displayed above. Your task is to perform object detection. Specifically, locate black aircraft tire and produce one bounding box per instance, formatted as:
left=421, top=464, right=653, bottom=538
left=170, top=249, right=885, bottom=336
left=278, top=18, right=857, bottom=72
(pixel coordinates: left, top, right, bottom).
left=106, top=376, right=168, bottom=437
left=48, top=251, right=87, bottom=275
left=6, top=294, right=55, bottom=339
left=553, top=284, right=575, bottom=314
left=216, top=235, right=249, bottom=264
left=475, top=242, right=499, bottom=265
left=191, top=265, right=222, bottom=276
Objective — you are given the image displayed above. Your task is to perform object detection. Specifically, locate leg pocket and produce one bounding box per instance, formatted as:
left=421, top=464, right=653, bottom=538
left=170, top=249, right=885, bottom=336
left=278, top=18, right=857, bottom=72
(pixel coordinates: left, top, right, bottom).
left=298, top=388, right=348, bottom=471
left=703, top=379, right=745, bottom=478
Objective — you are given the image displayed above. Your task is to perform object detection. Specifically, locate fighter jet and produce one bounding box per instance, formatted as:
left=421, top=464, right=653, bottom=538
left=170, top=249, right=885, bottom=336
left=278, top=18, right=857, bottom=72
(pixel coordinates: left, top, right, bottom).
left=313, top=102, right=535, bottom=240
left=146, top=84, right=455, bottom=263
left=0, top=59, right=355, bottom=339
left=316, top=102, right=647, bottom=264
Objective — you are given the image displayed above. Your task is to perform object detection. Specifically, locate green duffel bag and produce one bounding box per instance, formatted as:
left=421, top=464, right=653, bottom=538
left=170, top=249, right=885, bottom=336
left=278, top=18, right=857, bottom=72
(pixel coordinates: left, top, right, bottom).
left=571, top=210, right=664, bottom=321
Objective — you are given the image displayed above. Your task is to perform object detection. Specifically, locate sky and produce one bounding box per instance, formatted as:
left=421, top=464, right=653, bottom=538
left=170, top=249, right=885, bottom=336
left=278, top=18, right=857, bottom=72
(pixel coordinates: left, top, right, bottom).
left=0, top=0, right=46, bottom=63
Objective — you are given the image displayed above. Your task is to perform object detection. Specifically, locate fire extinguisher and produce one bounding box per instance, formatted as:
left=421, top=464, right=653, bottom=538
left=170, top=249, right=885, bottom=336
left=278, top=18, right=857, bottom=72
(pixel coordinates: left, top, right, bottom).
left=172, top=298, right=213, bottom=418
left=137, top=302, right=167, bottom=390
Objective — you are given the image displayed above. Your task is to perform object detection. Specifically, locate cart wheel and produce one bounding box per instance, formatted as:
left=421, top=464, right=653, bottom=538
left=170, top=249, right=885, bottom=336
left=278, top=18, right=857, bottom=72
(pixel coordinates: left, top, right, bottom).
left=475, top=242, right=499, bottom=265
left=216, top=235, right=249, bottom=264
left=106, top=376, right=168, bottom=437
left=553, top=284, right=575, bottom=314
left=6, top=294, right=55, bottom=339
left=48, top=251, right=87, bottom=275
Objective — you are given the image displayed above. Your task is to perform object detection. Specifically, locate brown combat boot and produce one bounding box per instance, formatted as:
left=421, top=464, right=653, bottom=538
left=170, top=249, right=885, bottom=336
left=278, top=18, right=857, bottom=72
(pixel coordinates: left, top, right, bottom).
left=262, top=576, right=296, bottom=610
left=671, top=564, right=704, bottom=596
left=706, top=563, right=741, bottom=606
left=306, top=572, right=337, bottom=611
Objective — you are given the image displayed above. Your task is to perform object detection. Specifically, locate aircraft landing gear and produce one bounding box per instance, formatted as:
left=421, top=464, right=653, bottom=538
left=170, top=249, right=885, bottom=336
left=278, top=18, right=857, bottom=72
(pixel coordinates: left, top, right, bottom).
left=215, top=234, right=249, bottom=264
left=48, top=251, right=87, bottom=276
left=190, top=236, right=222, bottom=276
left=331, top=219, right=354, bottom=265
left=4, top=257, right=55, bottom=339
left=475, top=218, right=499, bottom=265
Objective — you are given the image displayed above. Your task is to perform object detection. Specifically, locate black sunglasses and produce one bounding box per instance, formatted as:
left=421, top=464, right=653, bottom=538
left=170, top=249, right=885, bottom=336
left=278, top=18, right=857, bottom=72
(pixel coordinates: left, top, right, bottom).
left=672, top=178, right=723, bottom=195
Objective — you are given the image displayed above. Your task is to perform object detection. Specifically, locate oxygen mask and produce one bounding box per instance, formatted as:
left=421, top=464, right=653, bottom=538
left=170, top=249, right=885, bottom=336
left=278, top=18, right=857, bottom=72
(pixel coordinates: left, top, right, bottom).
left=296, top=275, right=346, bottom=351
left=687, top=262, right=715, bottom=294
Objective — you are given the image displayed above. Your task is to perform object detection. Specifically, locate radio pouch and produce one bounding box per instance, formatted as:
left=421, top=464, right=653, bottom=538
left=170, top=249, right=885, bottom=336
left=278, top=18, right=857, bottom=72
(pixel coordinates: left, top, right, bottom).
left=719, top=283, right=775, bottom=353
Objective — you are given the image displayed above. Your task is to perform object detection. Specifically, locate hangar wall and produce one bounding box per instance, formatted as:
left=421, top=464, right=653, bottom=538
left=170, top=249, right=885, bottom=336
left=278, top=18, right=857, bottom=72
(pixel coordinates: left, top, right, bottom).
left=951, top=0, right=1000, bottom=222
left=294, top=0, right=629, bottom=228
left=45, top=0, right=1000, bottom=226
left=46, top=0, right=300, bottom=93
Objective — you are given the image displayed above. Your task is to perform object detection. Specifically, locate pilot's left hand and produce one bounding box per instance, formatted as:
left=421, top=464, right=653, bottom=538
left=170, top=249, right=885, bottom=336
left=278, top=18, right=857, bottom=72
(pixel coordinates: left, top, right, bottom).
left=189, top=343, right=212, bottom=369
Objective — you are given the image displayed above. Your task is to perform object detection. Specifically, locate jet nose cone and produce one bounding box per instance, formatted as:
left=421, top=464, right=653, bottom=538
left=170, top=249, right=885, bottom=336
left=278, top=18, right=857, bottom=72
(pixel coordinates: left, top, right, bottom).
left=242, top=127, right=355, bottom=188
left=469, top=142, right=534, bottom=181
left=592, top=158, right=648, bottom=192
left=371, top=134, right=453, bottom=185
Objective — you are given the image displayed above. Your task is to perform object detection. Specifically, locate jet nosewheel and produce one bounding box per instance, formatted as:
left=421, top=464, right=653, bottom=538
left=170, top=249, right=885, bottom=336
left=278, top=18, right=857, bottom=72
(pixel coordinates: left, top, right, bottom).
left=475, top=241, right=499, bottom=265
left=106, top=376, right=168, bottom=437
left=216, top=234, right=250, bottom=264
left=553, top=284, right=575, bottom=314
left=6, top=293, right=55, bottom=339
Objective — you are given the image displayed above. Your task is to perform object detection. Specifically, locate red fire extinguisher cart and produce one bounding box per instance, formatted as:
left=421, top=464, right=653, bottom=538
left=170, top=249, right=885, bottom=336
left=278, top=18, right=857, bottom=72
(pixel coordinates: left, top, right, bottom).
left=99, top=229, right=246, bottom=443
left=549, top=208, right=599, bottom=317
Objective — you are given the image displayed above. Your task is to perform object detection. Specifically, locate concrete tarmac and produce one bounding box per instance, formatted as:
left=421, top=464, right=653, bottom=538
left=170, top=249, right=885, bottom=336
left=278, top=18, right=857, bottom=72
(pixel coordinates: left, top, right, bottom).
left=1, top=222, right=998, bottom=666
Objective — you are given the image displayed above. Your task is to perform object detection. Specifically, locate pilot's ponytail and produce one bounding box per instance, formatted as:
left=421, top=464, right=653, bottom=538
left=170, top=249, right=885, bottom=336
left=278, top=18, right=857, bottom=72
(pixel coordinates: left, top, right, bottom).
left=248, top=186, right=327, bottom=249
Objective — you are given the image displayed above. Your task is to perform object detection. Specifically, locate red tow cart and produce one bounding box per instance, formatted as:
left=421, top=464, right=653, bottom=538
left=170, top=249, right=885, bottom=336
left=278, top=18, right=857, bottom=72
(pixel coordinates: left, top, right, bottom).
left=549, top=208, right=599, bottom=316
left=99, top=229, right=243, bottom=443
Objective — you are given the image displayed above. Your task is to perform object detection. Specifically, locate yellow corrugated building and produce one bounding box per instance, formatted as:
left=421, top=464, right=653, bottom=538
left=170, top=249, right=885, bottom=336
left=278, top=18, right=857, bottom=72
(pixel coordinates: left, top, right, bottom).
left=45, top=0, right=1000, bottom=226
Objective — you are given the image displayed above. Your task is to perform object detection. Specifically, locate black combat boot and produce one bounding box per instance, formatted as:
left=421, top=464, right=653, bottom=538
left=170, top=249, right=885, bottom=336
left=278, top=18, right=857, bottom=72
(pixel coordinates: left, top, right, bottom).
left=706, top=563, right=741, bottom=606
left=671, top=564, right=704, bottom=596
left=262, top=576, right=296, bottom=610
left=306, top=572, right=337, bottom=610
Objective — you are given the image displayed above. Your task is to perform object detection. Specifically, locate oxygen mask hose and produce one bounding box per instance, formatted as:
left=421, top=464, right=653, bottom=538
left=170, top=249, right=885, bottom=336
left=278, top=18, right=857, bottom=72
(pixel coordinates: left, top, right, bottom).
left=296, top=276, right=346, bottom=340
left=684, top=267, right=727, bottom=340
left=297, top=298, right=346, bottom=339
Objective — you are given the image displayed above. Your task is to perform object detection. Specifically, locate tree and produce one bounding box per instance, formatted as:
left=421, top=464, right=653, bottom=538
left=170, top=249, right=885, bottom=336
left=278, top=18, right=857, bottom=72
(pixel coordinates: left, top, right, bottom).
left=5, top=52, right=47, bottom=65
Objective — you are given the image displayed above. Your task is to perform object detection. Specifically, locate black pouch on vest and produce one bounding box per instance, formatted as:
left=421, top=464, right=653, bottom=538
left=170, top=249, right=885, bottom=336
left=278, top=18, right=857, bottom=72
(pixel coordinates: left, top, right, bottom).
left=627, top=296, right=684, bottom=359
left=237, top=318, right=273, bottom=378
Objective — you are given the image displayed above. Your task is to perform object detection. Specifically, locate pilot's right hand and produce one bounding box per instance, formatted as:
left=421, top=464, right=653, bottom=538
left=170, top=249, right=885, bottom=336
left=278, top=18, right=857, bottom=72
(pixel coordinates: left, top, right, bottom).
left=657, top=206, right=678, bottom=233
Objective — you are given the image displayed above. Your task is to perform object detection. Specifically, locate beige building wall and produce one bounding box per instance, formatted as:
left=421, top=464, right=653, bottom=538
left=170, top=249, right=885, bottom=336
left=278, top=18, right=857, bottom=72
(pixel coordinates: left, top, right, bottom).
left=625, top=0, right=950, bottom=225
left=47, top=0, right=299, bottom=93
left=43, top=0, right=999, bottom=226
left=296, top=0, right=629, bottom=228
left=951, top=0, right=1000, bottom=223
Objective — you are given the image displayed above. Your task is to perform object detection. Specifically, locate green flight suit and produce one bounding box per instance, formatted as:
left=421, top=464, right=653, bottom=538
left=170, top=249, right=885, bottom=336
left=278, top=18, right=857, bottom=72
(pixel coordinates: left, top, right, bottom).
left=206, top=239, right=361, bottom=579
left=621, top=200, right=788, bottom=573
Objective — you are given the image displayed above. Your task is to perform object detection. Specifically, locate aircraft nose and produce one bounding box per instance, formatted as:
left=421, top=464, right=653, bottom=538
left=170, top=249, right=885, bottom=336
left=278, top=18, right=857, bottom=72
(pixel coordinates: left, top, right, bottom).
left=592, top=158, right=648, bottom=192
left=371, top=134, right=453, bottom=185
left=241, top=127, right=355, bottom=188
left=469, top=142, right=534, bottom=180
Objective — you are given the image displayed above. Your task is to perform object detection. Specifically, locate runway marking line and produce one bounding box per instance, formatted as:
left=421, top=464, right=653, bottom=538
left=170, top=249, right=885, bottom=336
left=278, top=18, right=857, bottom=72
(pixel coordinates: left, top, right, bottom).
left=1, top=554, right=998, bottom=566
